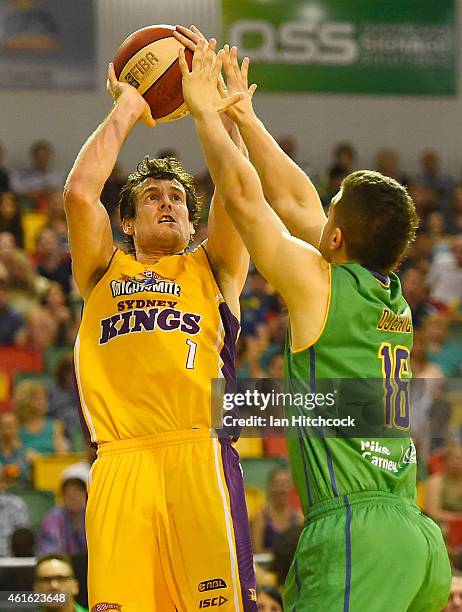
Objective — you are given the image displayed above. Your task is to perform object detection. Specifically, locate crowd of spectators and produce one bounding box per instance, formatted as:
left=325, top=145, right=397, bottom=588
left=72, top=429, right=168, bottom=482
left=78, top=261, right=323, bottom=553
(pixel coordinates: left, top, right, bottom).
left=1, top=136, right=462, bottom=608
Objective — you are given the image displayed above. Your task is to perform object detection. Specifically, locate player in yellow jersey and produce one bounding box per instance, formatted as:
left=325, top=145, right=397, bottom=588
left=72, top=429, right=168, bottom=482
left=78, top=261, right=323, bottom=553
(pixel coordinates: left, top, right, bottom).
left=64, top=42, right=257, bottom=611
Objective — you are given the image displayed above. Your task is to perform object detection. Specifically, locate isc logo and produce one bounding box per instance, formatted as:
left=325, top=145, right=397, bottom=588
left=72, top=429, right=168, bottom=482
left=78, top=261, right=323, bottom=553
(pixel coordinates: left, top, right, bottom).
left=229, top=19, right=358, bottom=65
left=199, top=596, right=228, bottom=608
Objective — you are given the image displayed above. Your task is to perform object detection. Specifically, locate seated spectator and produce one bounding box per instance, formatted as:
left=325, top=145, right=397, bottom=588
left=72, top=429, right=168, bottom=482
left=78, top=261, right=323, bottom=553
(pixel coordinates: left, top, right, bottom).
left=0, top=191, right=24, bottom=248
left=257, top=585, right=283, bottom=612
left=0, top=411, right=30, bottom=487
left=48, top=353, right=84, bottom=449
left=260, top=314, right=287, bottom=366
left=318, top=142, right=355, bottom=204
left=11, top=140, right=64, bottom=209
left=410, top=330, right=445, bottom=447
left=428, top=234, right=462, bottom=312
left=0, top=231, right=41, bottom=313
left=407, top=180, right=437, bottom=227
left=33, top=227, right=72, bottom=296
left=411, top=330, right=445, bottom=381
left=34, top=552, right=88, bottom=612
left=418, top=150, right=455, bottom=224
left=252, top=468, right=303, bottom=553
left=444, top=575, right=462, bottom=611
left=240, top=270, right=280, bottom=337
left=237, top=335, right=266, bottom=378
left=46, top=189, right=69, bottom=252
left=399, top=231, right=434, bottom=277
left=423, top=314, right=462, bottom=377
left=426, top=211, right=451, bottom=253
left=37, top=478, right=87, bottom=557
left=61, top=446, right=97, bottom=484
left=17, top=282, right=76, bottom=351
left=402, top=267, right=439, bottom=329
left=425, top=442, right=462, bottom=554
left=319, top=164, right=347, bottom=209
left=330, top=141, right=356, bottom=175
left=15, top=379, right=69, bottom=456
left=376, top=148, right=408, bottom=185
left=0, top=466, right=30, bottom=556
left=0, top=277, right=24, bottom=346
left=11, top=527, right=35, bottom=557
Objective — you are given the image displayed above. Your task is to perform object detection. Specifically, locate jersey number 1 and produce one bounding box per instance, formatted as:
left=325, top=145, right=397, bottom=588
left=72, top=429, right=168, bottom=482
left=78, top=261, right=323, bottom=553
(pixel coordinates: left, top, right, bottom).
left=378, top=342, right=410, bottom=430
left=185, top=339, right=197, bottom=370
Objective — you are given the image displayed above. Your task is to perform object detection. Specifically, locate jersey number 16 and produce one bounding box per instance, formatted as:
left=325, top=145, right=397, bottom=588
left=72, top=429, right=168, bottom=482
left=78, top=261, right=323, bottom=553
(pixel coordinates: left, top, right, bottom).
left=378, top=342, right=410, bottom=430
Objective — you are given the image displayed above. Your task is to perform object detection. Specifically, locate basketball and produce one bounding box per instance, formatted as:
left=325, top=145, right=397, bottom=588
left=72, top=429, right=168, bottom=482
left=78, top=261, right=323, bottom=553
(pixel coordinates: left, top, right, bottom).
left=113, top=25, right=193, bottom=123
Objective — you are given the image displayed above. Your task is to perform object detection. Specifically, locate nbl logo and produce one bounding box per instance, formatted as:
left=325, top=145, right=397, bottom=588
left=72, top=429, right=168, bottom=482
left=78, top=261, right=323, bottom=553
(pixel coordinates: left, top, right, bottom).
left=198, top=578, right=227, bottom=592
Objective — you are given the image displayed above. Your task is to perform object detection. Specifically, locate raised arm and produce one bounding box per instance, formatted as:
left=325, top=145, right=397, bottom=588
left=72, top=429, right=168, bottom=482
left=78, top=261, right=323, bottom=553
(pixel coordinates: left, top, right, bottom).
left=174, top=27, right=326, bottom=247
left=205, top=113, right=250, bottom=320
left=179, top=41, right=329, bottom=349
left=64, top=64, right=155, bottom=301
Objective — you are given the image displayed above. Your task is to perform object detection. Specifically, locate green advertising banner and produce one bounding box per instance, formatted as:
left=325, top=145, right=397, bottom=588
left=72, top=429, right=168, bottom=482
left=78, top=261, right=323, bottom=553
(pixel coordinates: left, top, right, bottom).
left=221, top=0, right=457, bottom=95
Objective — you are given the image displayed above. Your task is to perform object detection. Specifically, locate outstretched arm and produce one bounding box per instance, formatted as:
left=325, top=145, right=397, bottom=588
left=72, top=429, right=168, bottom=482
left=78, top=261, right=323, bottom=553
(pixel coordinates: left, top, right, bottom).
left=64, top=64, right=155, bottom=301
left=174, top=26, right=326, bottom=247
left=205, top=113, right=250, bottom=320
left=179, top=41, right=329, bottom=349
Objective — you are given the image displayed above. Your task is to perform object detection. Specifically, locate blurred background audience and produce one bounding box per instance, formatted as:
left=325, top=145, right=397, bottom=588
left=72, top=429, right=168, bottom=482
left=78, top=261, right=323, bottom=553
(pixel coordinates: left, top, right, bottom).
left=1, top=136, right=462, bottom=608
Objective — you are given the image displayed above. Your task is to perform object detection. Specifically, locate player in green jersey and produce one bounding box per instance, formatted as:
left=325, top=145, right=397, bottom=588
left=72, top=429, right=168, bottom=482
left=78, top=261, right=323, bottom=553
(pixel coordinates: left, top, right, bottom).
left=177, top=33, right=451, bottom=612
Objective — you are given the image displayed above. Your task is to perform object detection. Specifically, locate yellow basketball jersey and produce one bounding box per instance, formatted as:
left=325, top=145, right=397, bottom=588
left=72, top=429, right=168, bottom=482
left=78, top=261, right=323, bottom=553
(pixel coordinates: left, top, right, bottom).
left=74, top=246, right=237, bottom=444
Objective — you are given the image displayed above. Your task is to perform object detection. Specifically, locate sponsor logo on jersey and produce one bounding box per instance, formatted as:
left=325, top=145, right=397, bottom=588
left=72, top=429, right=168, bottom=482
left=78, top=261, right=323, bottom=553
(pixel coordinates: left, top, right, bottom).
left=199, top=596, right=228, bottom=608
left=198, top=578, right=227, bottom=592
left=360, top=439, right=398, bottom=472
left=399, top=440, right=417, bottom=467
left=91, top=604, right=122, bottom=612
left=110, top=271, right=181, bottom=298
left=377, top=308, right=412, bottom=334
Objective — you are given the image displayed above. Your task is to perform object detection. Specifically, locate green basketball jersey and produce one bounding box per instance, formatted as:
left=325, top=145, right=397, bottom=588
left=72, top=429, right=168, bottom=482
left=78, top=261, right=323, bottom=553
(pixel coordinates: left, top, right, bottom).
left=284, top=262, right=417, bottom=513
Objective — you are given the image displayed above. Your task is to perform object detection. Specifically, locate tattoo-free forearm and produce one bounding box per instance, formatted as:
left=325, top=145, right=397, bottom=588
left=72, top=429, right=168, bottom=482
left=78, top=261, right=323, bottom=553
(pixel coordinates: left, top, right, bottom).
left=236, top=112, right=321, bottom=211
left=194, top=111, right=264, bottom=217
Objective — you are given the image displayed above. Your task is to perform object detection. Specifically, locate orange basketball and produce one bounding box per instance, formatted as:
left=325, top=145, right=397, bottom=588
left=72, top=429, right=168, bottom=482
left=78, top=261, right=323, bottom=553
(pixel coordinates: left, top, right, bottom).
left=113, top=25, right=193, bottom=123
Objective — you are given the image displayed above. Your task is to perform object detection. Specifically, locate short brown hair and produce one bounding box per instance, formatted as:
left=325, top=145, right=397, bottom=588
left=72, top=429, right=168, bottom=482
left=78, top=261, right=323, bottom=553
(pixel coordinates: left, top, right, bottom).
left=119, top=156, right=201, bottom=254
left=335, top=170, right=419, bottom=273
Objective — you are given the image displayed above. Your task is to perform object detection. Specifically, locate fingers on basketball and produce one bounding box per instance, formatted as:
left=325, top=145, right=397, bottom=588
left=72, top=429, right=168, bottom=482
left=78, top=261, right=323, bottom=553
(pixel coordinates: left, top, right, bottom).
left=178, top=47, right=190, bottom=77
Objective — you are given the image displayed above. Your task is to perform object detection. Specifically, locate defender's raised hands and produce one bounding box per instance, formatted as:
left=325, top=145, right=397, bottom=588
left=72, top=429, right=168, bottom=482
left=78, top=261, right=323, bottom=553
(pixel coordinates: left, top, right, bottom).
left=174, top=26, right=257, bottom=122
left=219, top=45, right=257, bottom=122
left=178, top=38, right=244, bottom=117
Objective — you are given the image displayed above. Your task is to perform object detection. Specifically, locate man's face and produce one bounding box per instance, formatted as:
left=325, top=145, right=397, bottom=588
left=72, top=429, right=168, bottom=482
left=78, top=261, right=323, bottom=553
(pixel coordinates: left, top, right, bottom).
left=126, top=178, right=193, bottom=254
left=62, top=483, right=87, bottom=514
left=37, top=229, right=58, bottom=256
left=34, top=559, right=78, bottom=609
